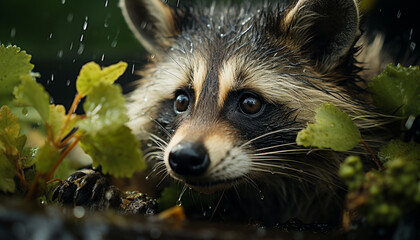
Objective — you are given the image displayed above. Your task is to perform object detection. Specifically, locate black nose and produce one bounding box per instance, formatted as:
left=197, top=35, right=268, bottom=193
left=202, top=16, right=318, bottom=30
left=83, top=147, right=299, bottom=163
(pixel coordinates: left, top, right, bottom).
left=169, top=141, right=210, bottom=176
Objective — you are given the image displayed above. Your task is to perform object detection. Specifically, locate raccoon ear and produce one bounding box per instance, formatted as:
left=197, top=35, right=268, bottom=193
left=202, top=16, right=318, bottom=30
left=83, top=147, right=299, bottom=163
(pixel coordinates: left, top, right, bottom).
left=120, top=0, right=181, bottom=56
left=282, top=0, right=360, bottom=71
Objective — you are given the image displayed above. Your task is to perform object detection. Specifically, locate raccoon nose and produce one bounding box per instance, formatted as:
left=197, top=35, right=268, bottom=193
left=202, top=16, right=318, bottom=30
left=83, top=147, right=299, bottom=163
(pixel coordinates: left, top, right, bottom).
left=169, top=142, right=210, bottom=176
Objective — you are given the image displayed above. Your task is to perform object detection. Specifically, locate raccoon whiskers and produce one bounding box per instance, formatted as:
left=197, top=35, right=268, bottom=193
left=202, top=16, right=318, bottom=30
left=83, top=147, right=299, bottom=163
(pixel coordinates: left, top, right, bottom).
left=253, top=148, right=310, bottom=156
left=253, top=142, right=299, bottom=152
left=240, top=128, right=301, bottom=148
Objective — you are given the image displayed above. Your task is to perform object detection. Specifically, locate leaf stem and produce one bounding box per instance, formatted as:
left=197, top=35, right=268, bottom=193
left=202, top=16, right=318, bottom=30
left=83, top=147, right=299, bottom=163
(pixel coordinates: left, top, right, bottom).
left=46, top=133, right=81, bottom=181
left=56, top=93, right=83, bottom=145
left=360, top=140, right=384, bottom=171
left=15, top=154, right=28, bottom=190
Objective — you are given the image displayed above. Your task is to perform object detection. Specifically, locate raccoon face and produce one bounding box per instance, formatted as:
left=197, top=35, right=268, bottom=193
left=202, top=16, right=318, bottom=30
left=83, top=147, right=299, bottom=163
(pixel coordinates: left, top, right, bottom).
left=122, top=0, right=363, bottom=193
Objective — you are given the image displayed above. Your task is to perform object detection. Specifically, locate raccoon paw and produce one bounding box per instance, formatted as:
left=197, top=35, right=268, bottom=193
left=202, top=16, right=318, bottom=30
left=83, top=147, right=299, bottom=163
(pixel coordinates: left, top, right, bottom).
left=52, top=169, right=122, bottom=211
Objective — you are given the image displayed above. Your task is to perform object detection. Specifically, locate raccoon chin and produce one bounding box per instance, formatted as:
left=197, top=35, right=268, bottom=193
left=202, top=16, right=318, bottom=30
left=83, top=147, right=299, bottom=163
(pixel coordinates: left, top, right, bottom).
left=170, top=173, right=243, bottom=194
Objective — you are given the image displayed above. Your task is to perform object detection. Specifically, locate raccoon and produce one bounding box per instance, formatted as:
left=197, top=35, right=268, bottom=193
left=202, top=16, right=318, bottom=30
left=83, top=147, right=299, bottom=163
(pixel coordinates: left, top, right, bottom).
left=56, top=0, right=394, bottom=226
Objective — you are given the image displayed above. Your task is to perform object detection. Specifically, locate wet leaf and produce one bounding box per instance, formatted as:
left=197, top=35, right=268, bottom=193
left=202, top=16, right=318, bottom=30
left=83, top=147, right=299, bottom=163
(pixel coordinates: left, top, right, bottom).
left=0, top=153, right=16, bottom=193
left=0, top=45, right=34, bottom=105
left=369, top=64, right=420, bottom=117
left=76, top=61, right=127, bottom=96
left=0, top=105, right=20, bottom=155
left=78, top=83, right=128, bottom=135
left=48, top=104, right=79, bottom=141
left=13, top=74, right=50, bottom=122
left=35, top=142, right=61, bottom=174
left=296, top=103, right=361, bottom=151
left=79, top=125, right=144, bottom=178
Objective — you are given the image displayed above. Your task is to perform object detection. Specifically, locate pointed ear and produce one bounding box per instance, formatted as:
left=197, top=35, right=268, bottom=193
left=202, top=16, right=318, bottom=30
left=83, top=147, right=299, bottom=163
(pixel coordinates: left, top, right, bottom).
left=282, top=0, right=360, bottom=72
left=120, top=0, right=182, bottom=56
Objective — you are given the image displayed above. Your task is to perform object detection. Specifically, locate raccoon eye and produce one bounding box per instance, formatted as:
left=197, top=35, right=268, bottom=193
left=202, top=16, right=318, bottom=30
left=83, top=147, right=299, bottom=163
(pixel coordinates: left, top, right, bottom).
left=174, top=91, right=190, bottom=113
left=239, top=93, right=263, bottom=115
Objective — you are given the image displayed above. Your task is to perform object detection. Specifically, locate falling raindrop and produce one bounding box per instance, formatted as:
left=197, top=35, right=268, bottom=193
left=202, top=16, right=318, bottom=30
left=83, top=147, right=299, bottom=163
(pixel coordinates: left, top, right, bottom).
left=10, top=28, right=16, bottom=38
left=57, top=50, right=64, bottom=58
left=397, top=10, right=401, bottom=19
left=77, top=43, right=85, bottom=55
left=101, top=54, right=105, bottom=62
left=104, top=0, right=109, bottom=7
left=61, top=0, right=66, bottom=4
left=48, top=33, right=53, bottom=40
left=69, top=41, right=74, bottom=50
left=82, top=16, right=88, bottom=30
left=66, top=80, right=71, bottom=86
left=410, top=42, right=416, bottom=52
left=111, top=40, right=118, bottom=48
left=131, top=64, right=136, bottom=74
left=80, top=34, right=84, bottom=42
left=51, top=73, right=54, bottom=82
left=67, top=13, right=74, bottom=23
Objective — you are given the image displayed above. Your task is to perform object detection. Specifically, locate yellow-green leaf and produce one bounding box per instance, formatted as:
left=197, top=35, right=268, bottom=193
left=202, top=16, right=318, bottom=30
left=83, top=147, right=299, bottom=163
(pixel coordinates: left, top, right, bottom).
left=76, top=61, right=127, bottom=96
left=13, top=74, right=50, bottom=122
left=0, top=153, right=16, bottom=193
left=296, top=103, right=361, bottom=151
left=35, top=142, right=60, bottom=174
left=0, top=45, right=34, bottom=105
left=79, top=126, right=145, bottom=178
left=0, top=105, right=20, bottom=155
left=48, top=104, right=79, bottom=141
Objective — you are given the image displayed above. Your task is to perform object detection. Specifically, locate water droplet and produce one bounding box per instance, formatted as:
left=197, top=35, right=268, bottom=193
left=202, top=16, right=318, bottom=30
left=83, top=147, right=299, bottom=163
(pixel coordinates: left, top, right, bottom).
left=48, top=33, right=53, bottom=40
left=67, top=13, right=74, bottom=23
left=73, top=206, right=85, bottom=218
left=397, top=10, right=401, bottom=19
left=22, top=108, right=28, bottom=116
left=77, top=43, right=85, bottom=55
left=101, top=53, right=105, bottom=62
left=50, top=73, right=54, bottom=82
left=410, top=42, right=416, bottom=52
left=176, top=200, right=183, bottom=206
left=69, top=42, right=74, bottom=50
left=66, top=80, right=71, bottom=86
left=111, top=40, right=118, bottom=48
left=82, top=17, right=88, bottom=31
left=259, top=190, right=265, bottom=200
left=104, top=0, right=109, bottom=7
left=57, top=50, right=64, bottom=58
left=61, top=0, right=66, bottom=4
left=145, top=176, right=149, bottom=180
left=79, top=34, right=84, bottom=42
left=10, top=28, right=16, bottom=38
left=49, top=96, right=55, bottom=104
left=131, top=64, right=136, bottom=74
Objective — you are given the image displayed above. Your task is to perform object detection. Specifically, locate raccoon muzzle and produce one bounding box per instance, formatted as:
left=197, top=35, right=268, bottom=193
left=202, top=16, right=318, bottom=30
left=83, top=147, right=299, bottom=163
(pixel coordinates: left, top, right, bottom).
left=169, top=141, right=210, bottom=177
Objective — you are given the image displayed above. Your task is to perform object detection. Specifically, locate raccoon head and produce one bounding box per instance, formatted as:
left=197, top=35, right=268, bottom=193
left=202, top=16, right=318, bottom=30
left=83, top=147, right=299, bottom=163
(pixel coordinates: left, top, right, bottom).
left=122, top=0, right=364, bottom=193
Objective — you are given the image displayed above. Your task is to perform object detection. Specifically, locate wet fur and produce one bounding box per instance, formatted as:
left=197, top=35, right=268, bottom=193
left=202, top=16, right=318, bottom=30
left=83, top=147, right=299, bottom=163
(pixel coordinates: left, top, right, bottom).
left=122, top=0, right=394, bottom=225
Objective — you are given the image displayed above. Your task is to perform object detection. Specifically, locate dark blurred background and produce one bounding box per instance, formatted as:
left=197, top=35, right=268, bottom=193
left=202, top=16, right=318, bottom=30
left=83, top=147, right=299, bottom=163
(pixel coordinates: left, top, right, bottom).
left=0, top=0, right=418, bottom=112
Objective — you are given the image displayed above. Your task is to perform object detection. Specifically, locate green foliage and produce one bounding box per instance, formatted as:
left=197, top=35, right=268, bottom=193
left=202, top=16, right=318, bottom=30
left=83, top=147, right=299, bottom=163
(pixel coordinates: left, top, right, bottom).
left=341, top=140, right=420, bottom=225
left=0, top=44, right=145, bottom=199
left=0, top=152, right=16, bottom=192
left=13, top=74, right=50, bottom=122
left=296, top=103, right=361, bottom=151
left=79, top=125, right=144, bottom=177
left=78, top=83, right=128, bottom=134
left=0, top=45, right=34, bottom=105
left=369, top=64, right=420, bottom=117
left=76, top=61, right=128, bottom=97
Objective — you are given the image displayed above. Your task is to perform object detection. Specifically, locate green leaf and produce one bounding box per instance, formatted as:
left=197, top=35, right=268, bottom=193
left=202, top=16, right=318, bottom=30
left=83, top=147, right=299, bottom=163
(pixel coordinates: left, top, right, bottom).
left=378, top=139, right=420, bottom=165
left=76, top=61, right=127, bottom=96
left=35, top=142, right=61, bottom=174
left=48, top=104, right=79, bottom=141
left=21, top=147, right=39, bottom=168
left=0, top=45, right=34, bottom=105
left=296, top=103, right=361, bottom=151
left=0, top=153, right=16, bottom=192
left=369, top=64, right=420, bottom=116
left=79, top=125, right=145, bottom=178
left=0, top=105, right=20, bottom=155
left=78, top=83, right=128, bottom=135
left=13, top=74, right=50, bottom=122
